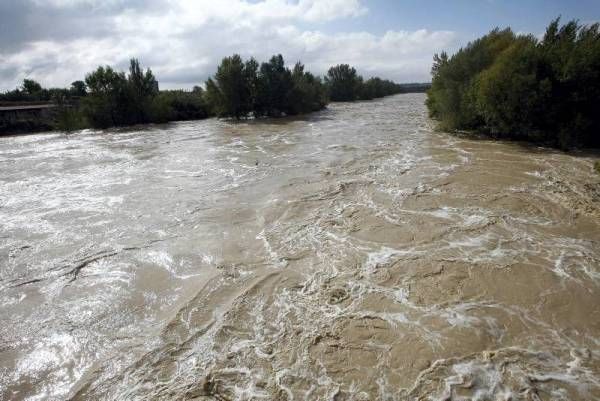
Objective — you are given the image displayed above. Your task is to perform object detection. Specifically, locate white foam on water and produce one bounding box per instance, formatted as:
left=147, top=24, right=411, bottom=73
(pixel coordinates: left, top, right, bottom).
left=256, top=229, right=287, bottom=268
left=438, top=361, right=514, bottom=401
left=553, top=251, right=573, bottom=280
left=363, top=247, right=401, bottom=272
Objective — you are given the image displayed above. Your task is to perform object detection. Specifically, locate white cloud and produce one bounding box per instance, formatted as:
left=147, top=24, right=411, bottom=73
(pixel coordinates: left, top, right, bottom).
left=0, top=0, right=457, bottom=91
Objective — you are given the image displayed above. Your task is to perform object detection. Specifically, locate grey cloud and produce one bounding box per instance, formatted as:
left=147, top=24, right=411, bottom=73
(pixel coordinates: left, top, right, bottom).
left=0, top=0, right=167, bottom=50
left=0, top=1, right=456, bottom=91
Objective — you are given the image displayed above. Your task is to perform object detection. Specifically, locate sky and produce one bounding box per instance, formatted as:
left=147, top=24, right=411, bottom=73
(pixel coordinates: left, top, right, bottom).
left=0, top=0, right=599, bottom=91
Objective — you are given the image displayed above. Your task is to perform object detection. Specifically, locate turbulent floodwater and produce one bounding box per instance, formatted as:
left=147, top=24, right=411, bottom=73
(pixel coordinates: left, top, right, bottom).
left=1, top=94, right=599, bottom=401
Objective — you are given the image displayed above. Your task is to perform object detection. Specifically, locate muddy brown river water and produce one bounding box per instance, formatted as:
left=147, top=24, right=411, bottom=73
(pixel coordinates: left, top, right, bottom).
left=1, top=94, right=599, bottom=400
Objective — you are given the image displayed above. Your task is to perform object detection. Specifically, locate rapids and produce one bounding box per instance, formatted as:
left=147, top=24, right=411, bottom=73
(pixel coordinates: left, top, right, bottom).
left=1, top=94, right=599, bottom=400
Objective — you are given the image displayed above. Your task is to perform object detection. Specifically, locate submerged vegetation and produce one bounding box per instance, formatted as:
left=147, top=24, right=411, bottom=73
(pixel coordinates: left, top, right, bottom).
left=1, top=54, right=421, bottom=134
left=427, top=18, right=600, bottom=149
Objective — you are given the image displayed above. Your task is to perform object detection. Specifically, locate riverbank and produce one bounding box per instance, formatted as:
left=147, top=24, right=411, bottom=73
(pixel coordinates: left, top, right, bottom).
left=0, top=88, right=427, bottom=136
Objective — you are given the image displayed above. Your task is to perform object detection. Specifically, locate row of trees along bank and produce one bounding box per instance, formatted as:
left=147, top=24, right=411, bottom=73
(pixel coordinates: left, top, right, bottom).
left=1, top=55, right=420, bottom=133
left=426, top=19, right=600, bottom=149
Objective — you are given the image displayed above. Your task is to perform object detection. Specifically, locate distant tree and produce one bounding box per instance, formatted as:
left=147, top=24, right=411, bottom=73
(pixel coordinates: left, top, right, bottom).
left=286, top=62, right=327, bottom=114
left=83, top=65, right=128, bottom=127
left=325, top=64, right=361, bottom=101
left=324, top=64, right=403, bottom=102
left=244, top=57, right=260, bottom=114
left=205, top=54, right=253, bottom=118
left=70, top=80, right=87, bottom=97
left=126, top=58, right=159, bottom=123
left=128, top=58, right=158, bottom=98
left=21, top=79, right=42, bottom=95
left=255, top=54, right=294, bottom=117
left=431, top=52, right=449, bottom=77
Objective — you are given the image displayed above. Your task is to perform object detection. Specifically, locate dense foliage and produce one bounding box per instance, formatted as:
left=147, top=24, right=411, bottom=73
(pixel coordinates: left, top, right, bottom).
left=427, top=19, right=600, bottom=149
left=325, top=64, right=405, bottom=101
left=82, top=59, right=160, bottom=128
left=206, top=54, right=327, bottom=118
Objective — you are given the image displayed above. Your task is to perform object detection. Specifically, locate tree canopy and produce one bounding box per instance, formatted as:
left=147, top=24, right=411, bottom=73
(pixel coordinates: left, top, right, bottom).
left=206, top=54, right=326, bottom=118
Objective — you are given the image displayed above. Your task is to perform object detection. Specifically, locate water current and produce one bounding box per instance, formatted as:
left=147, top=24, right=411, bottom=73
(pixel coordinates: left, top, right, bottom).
left=1, top=94, right=599, bottom=400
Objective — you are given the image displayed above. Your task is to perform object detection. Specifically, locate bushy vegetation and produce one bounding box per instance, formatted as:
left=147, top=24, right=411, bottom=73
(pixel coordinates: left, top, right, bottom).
left=325, top=64, right=405, bottom=101
left=427, top=19, right=600, bottom=149
left=1, top=54, right=415, bottom=133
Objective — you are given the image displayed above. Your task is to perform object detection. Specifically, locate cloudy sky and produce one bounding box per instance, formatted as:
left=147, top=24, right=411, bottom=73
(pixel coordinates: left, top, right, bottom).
left=1, top=0, right=599, bottom=91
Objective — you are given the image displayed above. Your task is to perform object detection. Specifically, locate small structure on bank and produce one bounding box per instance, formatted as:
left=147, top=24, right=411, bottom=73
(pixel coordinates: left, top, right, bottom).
left=0, top=103, right=58, bottom=134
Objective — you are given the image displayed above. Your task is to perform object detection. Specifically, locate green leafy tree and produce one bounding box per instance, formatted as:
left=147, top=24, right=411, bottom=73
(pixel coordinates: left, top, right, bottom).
left=427, top=18, right=600, bottom=148
left=244, top=58, right=260, bottom=113
left=205, top=54, right=253, bottom=118
left=83, top=65, right=128, bottom=128
left=325, top=64, right=361, bottom=101
left=255, top=54, right=294, bottom=117
left=475, top=36, right=547, bottom=139
left=126, top=58, right=159, bottom=123
left=427, top=28, right=516, bottom=129
left=82, top=59, right=161, bottom=127
left=286, top=62, right=327, bottom=114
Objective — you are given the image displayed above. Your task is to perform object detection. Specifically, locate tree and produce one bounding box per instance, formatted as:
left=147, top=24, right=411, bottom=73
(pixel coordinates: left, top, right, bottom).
left=286, top=62, right=326, bottom=114
left=21, top=79, right=42, bottom=95
left=476, top=36, right=547, bottom=139
left=205, top=54, right=253, bottom=118
left=204, top=54, right=328, bottom=118
left=128, top=58, right=158, bottom=98
left=325, top=64, right=361, bottom=101
left=426, top=18, right=600, bottom=149
left=244, top=57, right=259, bottom=113
left=426, top=27, right=517, bottom=129
left=81, top=59, right=162, bottom=128
left=83, top=65, right=128, bottom=127
left=70, top=81, right=87, bottom=97
left=127, top=58, right=159, bottom=123
left=255, top=54, right=294, bottom=117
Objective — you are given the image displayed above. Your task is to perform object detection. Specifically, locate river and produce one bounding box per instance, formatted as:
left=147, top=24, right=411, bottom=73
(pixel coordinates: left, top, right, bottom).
left=1, top=93, right=599, bottom=400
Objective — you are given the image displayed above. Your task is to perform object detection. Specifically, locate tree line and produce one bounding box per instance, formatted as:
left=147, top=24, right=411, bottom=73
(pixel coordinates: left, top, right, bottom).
left=427, top=18, right=600, bottom=149
left=1, top=55, right=418, bottom=133
left=325, top=64, right=409, bottom=101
